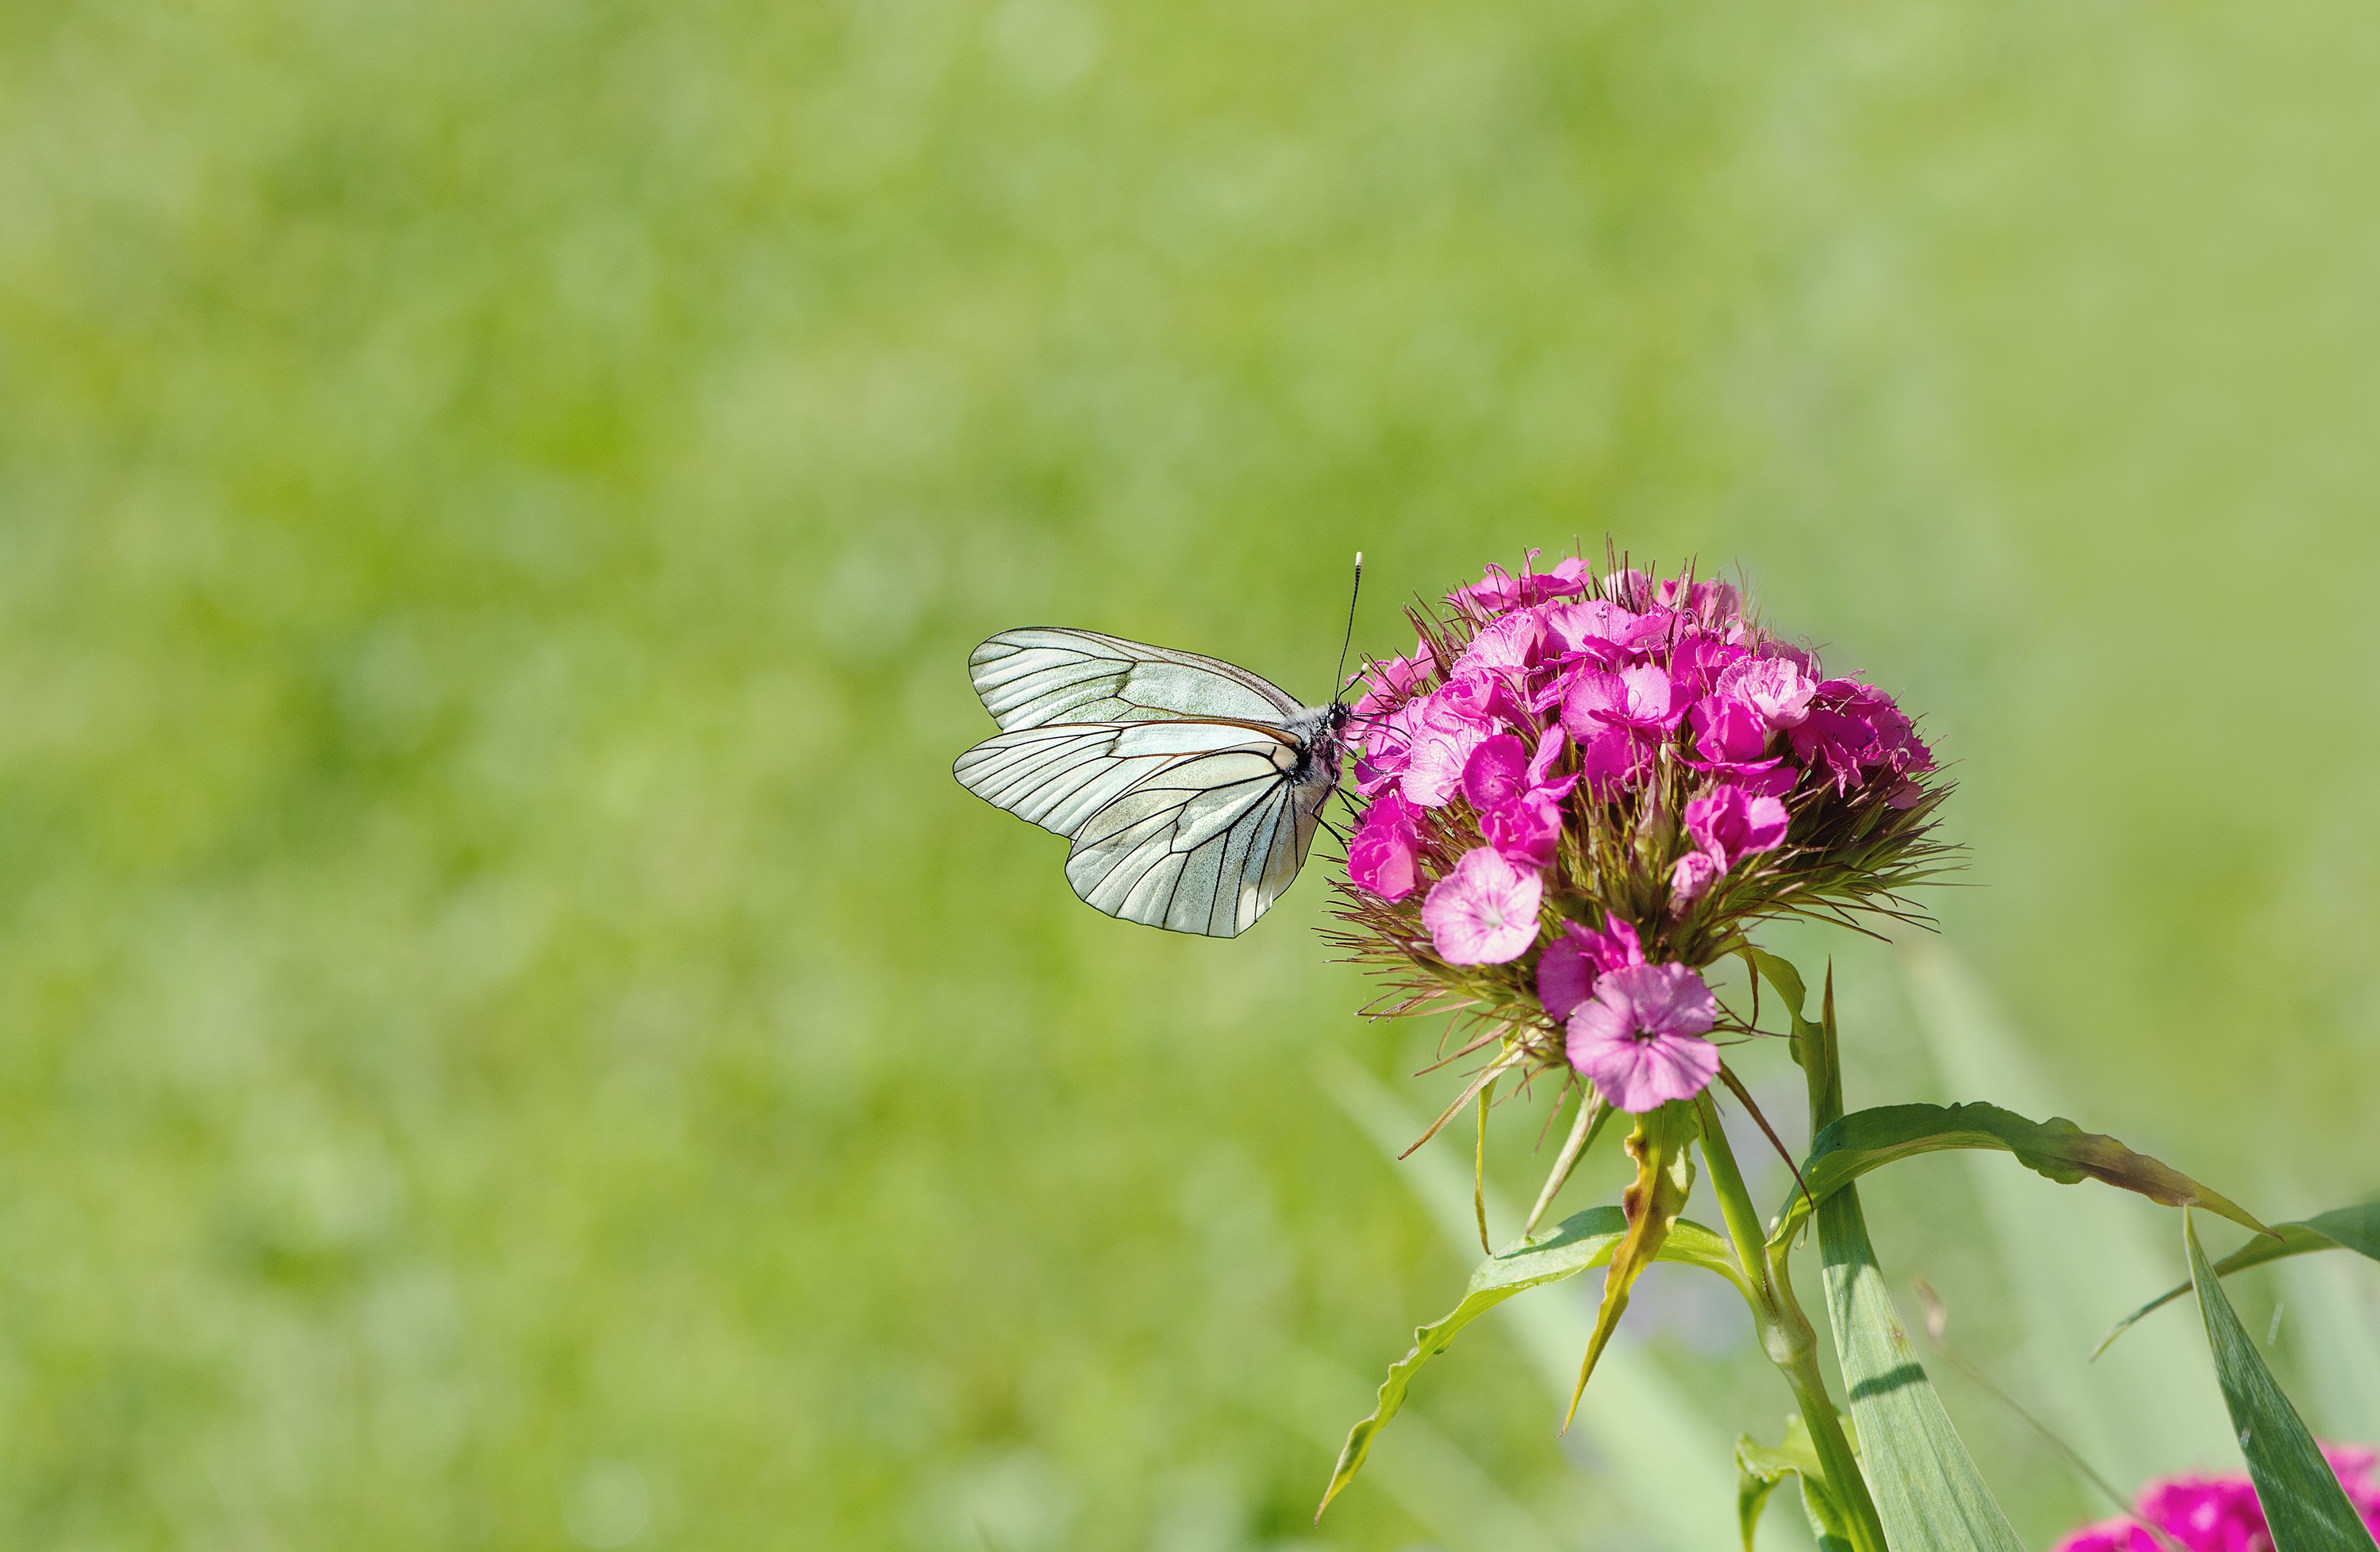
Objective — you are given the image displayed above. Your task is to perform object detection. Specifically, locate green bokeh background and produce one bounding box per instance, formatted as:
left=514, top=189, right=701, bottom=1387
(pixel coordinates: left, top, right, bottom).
left=4, top=1, right=2378, bottom=1547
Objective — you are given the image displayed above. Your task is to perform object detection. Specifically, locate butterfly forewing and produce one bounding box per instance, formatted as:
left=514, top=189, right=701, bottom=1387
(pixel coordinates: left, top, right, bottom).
left=969, top=628, right=1298, bottom=730
left=956, top=628, right=1341, bottom=938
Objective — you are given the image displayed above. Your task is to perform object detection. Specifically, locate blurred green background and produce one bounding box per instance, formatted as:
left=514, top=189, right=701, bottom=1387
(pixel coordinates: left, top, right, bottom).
left=5, top=0, right=2379, bottom=1546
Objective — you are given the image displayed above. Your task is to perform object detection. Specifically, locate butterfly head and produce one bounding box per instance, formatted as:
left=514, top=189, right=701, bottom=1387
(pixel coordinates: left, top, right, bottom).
left=1284, top=701, right=1354, bottom=791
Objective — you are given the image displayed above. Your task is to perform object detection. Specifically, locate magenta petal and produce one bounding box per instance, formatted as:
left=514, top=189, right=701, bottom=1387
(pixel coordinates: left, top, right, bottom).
left=1536, top=937, right=1595, bottom=1021
left=1347, top=792, right=1422, bottom=900
left=1577, top=728, right=1651, bottom=797
left=1461, top=734, right=1531, bottom=810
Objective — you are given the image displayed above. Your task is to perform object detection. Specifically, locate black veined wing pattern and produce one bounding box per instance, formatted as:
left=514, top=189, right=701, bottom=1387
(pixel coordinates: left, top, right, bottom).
left=954, top=628, right=1349, bottom=939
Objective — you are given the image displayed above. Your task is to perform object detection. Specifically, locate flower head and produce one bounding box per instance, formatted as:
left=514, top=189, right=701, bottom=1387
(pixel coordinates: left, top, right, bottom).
left=1330, top=552, right=1950, bottom=1165
left=1565, top=962, right=1722, bottom=1112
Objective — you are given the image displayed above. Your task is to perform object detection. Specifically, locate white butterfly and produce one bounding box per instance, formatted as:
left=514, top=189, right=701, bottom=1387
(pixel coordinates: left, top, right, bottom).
left=954, top=606, right=1357, bottom=937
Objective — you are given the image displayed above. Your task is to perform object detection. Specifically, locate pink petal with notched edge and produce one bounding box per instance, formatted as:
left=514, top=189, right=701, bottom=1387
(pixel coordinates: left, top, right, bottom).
left=1534, top=914, right=1645, bottom=1020
left=1684, top=784, right=1790, bottom=866
left=1479, top=789, right=1563, bottom=870
left=1577, top=728, right=1651, bottom=798
left=1563, top=667, right=1685, bottom=738
left=1421, top=847, right=1543, bottom=965
left=1716, top=655, right=1818, bottom=730
left=1452, top=609, right=1547, bottom=676
left=1688, top=696, right=1769, bottom=765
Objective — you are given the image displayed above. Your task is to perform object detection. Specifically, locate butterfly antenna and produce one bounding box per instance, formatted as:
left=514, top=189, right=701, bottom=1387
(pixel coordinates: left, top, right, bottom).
left=1332, top=551, right=1364, bottom=696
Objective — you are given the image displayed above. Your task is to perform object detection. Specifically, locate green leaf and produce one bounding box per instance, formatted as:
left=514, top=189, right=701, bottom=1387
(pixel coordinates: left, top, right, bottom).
left=2184, top=1211, right=2380, bottom=1551
left=1772, top=1101, right=2273, bottom=1248
left=1738, top=1416, right=1858, bottom=1552
left=1904, top=944, right=2238, bottom=1486
left=1820, top=1183, right=2027, bottom=1552
left=2097, top=1204, right=2380, bottom=1356
left=1568, top=1100, right=1699, bottom=1429
left=1317, top=1204, right=1740, bottom=1517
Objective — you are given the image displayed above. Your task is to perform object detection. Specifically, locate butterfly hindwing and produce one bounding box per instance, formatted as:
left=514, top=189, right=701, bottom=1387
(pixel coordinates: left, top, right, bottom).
left=1062, top=741, right=1296, bottom=937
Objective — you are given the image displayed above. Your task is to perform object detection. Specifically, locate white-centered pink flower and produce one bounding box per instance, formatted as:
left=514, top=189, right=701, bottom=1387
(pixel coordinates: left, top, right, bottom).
left=1421, top=847, right=1543, bottom=965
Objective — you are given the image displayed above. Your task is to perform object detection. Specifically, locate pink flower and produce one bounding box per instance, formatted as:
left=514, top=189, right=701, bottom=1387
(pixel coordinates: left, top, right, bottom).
left=1543, top=600, right=1674, bottom=663
left=1578, top=728, right=1653, bottom=798
left=1687, top=695, right=1772, bottom=766
left=1790, top=680, right=1936, bottom=793
left=1563, top=664, right=1691, bottom=740
left=1355, top=641, right=1438, bottom=716
left=1461, top=734, right=1534, bottom=812
left=1399, top=688, right=1499, bottom=807
left=1348, top=791, right=1423, bottom=901
left=1656, top=575, right=1744, bottom=628
left=1480, top=791, right=1564, bottom=870
left=1536, top=913, right=1644, bottom=1020
left=1683, top=784, right=1791, bottom=868
left=1717, top=655, right=1818, bottom=730
left=1422, top=847, right=1544, bottom=965
left=1565, top=962, right=1721, bottom=1111
left=1449, top=555, right=1592, bottom=613
left=1668, top=849, right=1722, bottom=909
left=1463, top=730, right=1576, bottom=870
left=1451, top=609, right=1548, bottom=678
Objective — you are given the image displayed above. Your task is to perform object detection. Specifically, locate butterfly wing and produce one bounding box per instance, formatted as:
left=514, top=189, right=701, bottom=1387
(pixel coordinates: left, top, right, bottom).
left=969, top=628, right=1300, bottom=731
left=953, top=717, right=1329, bottom=937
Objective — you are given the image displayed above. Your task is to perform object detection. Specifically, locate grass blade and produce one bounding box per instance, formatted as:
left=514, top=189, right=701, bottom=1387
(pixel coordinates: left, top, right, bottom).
left=1819, top=1183, right=2027, bottom=1552
left=2097, top=1204, right=2380, bottom=1357
left=2183, top=1211, right=2380, bottom=1551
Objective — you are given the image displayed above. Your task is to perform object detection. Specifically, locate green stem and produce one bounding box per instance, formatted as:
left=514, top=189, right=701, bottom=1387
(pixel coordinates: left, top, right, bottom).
left=1698, top=1091, right=1888, bottom=1552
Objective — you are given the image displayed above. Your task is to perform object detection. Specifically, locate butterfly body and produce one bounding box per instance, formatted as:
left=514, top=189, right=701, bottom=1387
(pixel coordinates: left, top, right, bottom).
left=955, top=628, right=1349, bottom=937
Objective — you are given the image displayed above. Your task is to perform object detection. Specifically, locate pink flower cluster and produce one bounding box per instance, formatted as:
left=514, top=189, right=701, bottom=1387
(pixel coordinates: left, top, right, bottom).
left=2052, top=1446, right=2380, bottom=1552
left=1340, top=556, right=1936, bottom=1112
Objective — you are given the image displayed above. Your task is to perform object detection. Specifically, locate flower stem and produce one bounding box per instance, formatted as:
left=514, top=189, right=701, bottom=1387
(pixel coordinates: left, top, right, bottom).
left=1695, top=1091, right=1887, bottom=1552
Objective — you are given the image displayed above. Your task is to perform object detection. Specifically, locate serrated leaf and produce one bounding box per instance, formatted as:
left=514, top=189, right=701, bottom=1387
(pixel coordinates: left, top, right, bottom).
left=1319, top=1055, right=1741, bottom=1550
left=1317, top=1204, right=1740, bottom=1517
left=1772, top=1102, right=2272, bottom=1248
left=2097, top=1203, right=2380, bottom=1357
left=2184, top=1212, right=2380, bottom=1551
left=1738, top=1416, right=1857, bottom=1552
left=1568, top=1101, right=1699, bottom=1429
left=1820, top=1184, right=2027, bottom=1552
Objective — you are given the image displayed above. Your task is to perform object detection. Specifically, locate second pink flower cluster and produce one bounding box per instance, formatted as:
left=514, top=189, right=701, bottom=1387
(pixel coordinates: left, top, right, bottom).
left=2052, top=1445, right=2380, bottom=1552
